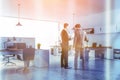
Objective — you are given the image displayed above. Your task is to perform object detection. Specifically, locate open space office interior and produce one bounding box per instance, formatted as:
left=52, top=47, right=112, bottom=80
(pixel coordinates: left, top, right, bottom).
left=0, top=0, right=120, bottom=80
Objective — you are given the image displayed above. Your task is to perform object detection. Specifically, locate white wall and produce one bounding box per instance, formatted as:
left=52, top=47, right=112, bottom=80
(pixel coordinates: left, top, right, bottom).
left=77, top=9, right=120, bottom=49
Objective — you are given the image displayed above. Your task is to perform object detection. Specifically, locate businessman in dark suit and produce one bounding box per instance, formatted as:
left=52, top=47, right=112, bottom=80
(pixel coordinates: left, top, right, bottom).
left=61, top=23, right=71, bottom=69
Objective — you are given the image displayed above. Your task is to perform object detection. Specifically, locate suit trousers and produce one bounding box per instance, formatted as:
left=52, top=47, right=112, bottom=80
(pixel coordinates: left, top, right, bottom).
left=61, top=47, right=68, bottom=68
left=74, top=48, right=84, bottom=68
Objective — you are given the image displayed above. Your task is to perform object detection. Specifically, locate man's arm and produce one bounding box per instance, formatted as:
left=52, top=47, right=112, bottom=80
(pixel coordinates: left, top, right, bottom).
left=84, top=32, right=89, bottom=42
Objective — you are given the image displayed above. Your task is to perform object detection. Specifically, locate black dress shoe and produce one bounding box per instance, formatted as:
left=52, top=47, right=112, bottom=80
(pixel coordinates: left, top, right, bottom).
left=61, top=66, right=64, bottom=68
left=64, top=67, right=72, bottom=69
left=74, top=68, right=80, bottom=70
left=61, top=65, right=64, bottom=68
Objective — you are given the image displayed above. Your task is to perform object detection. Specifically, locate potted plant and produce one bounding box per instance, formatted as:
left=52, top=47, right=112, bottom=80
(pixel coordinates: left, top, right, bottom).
left=37, top=43, right=41, bottom=49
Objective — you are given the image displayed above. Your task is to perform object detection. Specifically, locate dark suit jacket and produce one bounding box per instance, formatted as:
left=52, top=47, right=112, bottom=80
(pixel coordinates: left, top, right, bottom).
left=61, top=29, right=69, bottom=49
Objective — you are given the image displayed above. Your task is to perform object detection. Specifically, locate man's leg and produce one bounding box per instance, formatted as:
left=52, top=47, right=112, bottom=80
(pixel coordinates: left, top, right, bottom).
left=74, top=50, right=79, bottom=69
left=64, top=48, right=69, bottom=68
left=80, top=49, right=85, bottom=70
left=61, top=49, right=64, bottom=68
left=80, top=48, right=84, bottom=59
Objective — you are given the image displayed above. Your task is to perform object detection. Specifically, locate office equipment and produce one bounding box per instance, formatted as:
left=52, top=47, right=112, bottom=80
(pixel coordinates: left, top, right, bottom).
left=113, top=49, right=120, bottom=59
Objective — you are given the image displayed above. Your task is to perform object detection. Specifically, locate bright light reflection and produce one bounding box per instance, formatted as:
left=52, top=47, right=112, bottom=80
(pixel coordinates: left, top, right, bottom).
left=105, top=0, right=111, bottom=59
left=0, top=17, right=59, bottom=49
left=105, top=0, right=111, bottom=45
left=105, top=60, right=111, bottom=80
left=105, top=0, right=111, bottom=80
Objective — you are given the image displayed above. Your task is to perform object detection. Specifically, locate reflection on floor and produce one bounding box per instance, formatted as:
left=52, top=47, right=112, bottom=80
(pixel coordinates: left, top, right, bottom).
left=0, top=54, right=120, bottom=80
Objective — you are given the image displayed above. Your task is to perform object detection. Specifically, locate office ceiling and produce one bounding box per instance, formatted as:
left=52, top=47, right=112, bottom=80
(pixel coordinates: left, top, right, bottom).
left=0, top=0, right=117, bottom=23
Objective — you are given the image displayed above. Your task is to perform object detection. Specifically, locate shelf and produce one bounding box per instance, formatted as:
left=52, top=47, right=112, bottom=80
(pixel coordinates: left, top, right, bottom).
left=88, top=32, right=120, bottom=35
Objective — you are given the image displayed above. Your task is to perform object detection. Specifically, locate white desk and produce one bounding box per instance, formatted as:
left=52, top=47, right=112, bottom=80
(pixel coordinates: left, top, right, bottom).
left=0, top=49, right=23, bottom=55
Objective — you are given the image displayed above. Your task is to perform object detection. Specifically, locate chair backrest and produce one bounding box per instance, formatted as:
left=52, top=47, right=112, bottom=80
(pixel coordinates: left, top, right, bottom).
left=23, top=48, right=35, bottom=60
left=15, top=43, right=26, bottom=49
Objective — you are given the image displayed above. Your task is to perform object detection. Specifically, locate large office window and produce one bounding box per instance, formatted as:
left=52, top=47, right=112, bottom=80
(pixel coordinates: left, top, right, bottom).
left=0, top=17, right=59, bottom=49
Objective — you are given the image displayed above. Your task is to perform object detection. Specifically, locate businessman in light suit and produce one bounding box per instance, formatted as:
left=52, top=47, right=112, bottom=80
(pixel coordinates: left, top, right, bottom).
left=73, top=24, right=88, bottom=70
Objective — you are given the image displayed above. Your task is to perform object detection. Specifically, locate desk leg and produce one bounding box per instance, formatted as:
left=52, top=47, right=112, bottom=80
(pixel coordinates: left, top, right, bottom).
left=84, top=49, right=89, bottom=61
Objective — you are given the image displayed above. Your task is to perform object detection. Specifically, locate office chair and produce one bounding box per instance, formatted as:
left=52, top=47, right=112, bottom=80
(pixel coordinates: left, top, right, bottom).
left=3, top=54, right=16, bottom=65
left=16, top=47, right=35, bottom=73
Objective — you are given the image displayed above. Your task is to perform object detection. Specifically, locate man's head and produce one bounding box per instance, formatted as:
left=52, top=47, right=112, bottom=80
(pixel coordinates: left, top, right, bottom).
left=64, top=23, right=69, bottom=28
left=75, top=24, right=81, bottom=29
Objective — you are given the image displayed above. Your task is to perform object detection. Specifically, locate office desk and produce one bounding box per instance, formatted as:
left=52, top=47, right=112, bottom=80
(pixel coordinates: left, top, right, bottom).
left=0, top=49, right=23, bottom=55
left=84, top=46, right=112, bottom=60
left=34, top=49, right=49, bottom=68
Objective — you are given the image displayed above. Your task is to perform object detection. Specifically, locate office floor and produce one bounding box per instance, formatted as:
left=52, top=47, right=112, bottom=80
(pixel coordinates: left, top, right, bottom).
left=0, top=54, right=120, bottom=80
